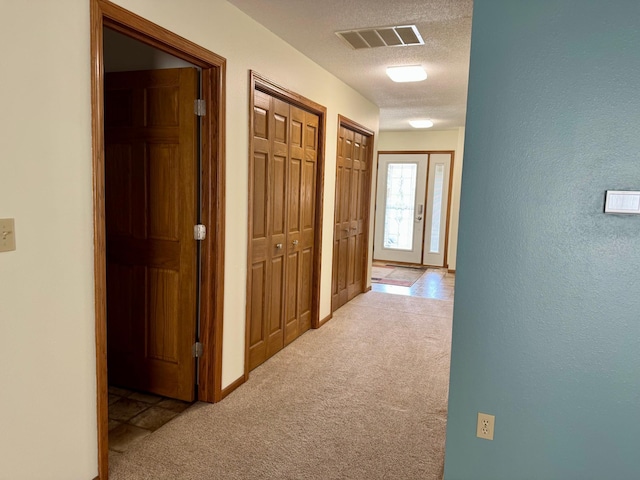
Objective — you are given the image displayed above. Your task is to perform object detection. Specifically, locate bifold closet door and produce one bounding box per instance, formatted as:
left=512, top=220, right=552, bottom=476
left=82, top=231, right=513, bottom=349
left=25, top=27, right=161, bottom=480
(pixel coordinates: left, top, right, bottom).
left=249, top=90, right=319, bottom=371
left=284, top=105, right=318, bottom=346
left=332, top=125, right=370, bottom=311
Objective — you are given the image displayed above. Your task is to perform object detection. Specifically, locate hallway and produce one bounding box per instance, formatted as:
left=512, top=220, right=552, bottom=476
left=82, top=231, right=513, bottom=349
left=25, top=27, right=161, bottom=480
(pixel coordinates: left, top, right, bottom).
left=109, top=286, right=453, bottom=479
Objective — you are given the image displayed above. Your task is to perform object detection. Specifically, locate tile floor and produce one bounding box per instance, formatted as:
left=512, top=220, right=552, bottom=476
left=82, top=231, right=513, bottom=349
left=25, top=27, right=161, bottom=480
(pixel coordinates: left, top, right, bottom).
left=108, top=386, right=193, bottom=453
left=371, top=266, right=455, bottom=300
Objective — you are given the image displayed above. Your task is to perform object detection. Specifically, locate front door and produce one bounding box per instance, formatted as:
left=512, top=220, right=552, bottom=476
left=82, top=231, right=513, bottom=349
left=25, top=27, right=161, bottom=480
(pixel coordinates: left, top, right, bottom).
left=373, top=153, right=428, bottom=264
left=105, top=67, right=199, bottom=402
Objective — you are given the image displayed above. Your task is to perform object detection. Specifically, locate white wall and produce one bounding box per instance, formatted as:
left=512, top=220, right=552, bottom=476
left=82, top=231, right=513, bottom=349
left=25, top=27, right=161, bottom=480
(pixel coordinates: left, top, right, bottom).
left=377, top=128, right=465, bottom=270
left=0, top=1, right=96, bottom=479
left=0, top=2, right=378, bottom=478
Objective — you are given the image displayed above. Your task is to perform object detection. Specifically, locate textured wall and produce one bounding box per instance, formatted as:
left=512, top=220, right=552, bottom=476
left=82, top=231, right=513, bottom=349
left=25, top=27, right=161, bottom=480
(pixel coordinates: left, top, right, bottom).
left=444, top=1, right=640, bottom=479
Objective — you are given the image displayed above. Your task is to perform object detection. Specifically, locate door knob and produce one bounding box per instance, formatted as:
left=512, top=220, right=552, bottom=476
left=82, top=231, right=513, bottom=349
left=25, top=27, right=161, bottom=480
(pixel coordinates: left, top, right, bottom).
left=292, top=240, right=299, bottom=246
left=416, top=216, right=423, bottom=221
left=275, top=243, right=283, bottom=249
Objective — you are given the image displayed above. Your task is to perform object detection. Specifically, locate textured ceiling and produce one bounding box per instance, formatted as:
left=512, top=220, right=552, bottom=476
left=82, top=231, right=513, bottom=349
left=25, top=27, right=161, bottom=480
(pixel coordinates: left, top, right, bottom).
left=226, top=0, right=473, bottom=131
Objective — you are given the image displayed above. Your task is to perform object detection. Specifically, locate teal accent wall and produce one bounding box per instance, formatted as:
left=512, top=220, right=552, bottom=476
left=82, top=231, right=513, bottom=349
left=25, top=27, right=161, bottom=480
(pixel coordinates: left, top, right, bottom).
left=444, top=1, right=640, bottom=479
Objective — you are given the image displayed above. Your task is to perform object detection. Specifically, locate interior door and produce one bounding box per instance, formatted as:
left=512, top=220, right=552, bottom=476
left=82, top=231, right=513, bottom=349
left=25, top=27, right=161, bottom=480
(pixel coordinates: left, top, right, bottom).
left=422, top=153, right=452, bottom=267
left=332, top=125, right=370, bottom=310
left=105, top=67, right=199, bottom=402
left=373, top=153, right=428, bottom=264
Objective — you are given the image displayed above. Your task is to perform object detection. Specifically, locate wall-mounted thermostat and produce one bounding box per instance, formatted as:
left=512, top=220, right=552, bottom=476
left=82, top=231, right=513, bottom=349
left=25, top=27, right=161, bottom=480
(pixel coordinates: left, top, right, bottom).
left=604, top=191, right=640, bottom=214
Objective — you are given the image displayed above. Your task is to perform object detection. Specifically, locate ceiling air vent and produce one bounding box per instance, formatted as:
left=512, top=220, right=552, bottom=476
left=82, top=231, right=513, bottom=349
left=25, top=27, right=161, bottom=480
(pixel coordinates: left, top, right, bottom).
left=336, top=25, right=424, bottom=50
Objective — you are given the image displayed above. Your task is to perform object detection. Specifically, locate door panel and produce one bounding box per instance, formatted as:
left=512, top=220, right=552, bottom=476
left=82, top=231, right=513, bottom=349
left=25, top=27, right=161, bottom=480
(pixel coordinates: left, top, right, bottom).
left=373, top=153, right=428, bottom=265
left=105, top=67, right=198, bottom=402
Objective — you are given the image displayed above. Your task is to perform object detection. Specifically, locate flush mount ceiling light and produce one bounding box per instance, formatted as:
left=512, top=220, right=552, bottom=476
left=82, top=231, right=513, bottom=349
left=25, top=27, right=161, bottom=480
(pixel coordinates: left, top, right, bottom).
left=409, top=119, right=434, bottom=128
left=386, top=65, right=427, bottom=83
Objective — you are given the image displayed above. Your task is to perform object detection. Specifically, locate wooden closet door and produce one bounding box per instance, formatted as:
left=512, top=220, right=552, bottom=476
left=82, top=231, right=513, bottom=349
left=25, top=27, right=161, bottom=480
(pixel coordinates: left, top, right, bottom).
left=284, top=108, right=319, bottom=344
left=332, top=124, right=370, bottom=311
left=332, top=126, right=353, bottom=309
left=249, top=91, right=320, bottom=369
left=347, top=132, right=368, bottom=299
left=249, top=92, right=289, bottom=370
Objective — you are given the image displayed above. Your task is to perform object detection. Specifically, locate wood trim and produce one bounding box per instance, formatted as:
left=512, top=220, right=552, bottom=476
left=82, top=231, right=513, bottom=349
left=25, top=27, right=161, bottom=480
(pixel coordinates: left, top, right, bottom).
left=91, top=1, right=226, bottom=477
left=447, top=269, right=456, bottom=274
left=219, top=374, right=247, bottom=400
left=99, top=2, right=226, bottom=68
left=90, top=2, right=108, bottom=477
left=245, top=71, right=328, bottom=380
left=318, top=312, right=333, bottom=327
left=198, top=61, right=227, bottom=404
left=331, top=115, right=375, bottom=313
left=338, top=115, right=375, bottom=138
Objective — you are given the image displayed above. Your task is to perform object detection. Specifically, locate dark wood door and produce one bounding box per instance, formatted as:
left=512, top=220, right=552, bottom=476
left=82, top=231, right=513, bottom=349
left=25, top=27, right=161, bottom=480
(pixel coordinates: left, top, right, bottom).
left=249, top=91, right=319, bottom=370
left=332, top=124, right=371, bottom=311
left=105, top=67, right=199, bottom=401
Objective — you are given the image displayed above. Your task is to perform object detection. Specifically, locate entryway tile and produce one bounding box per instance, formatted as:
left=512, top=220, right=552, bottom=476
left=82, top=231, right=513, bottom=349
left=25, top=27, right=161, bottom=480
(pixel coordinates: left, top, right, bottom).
left=129, top=407, right=178, bottom=431
left=108, top=386, right=133, bottom=397
left=109, top=398, right=150, bottom=422
left=155, top=398, right=192, bottom=413
left=128, top=392, right=163, bottom=405
left=108, top=424, right=151, bottom=453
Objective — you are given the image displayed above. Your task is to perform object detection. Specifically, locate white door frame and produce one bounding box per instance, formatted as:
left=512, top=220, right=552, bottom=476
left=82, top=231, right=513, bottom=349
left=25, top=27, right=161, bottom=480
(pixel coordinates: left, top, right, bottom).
left=373, top=151, right=455, bottom=268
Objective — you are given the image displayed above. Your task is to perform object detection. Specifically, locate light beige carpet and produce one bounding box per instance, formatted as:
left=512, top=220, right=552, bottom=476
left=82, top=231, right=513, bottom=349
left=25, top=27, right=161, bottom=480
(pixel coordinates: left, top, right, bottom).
left=109, top=291, right=453, bottom=480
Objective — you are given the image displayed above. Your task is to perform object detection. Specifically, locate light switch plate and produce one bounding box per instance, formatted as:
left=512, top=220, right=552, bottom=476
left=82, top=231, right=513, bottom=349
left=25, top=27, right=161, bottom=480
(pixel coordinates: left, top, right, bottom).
left=0, top=218, right=16, bottom=252
left=605, top=190, right=640, bottom=214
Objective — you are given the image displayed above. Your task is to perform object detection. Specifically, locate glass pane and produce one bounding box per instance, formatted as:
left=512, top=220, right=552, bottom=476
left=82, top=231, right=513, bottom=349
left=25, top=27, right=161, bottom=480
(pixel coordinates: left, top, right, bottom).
left=429, top=164, right=445, bottom=253
left=383, top=163, right=417, bottom=250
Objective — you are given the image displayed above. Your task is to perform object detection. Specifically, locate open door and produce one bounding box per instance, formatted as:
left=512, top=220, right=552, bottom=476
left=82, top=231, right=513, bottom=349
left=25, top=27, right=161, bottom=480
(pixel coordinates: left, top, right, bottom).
left=105, top=67, right=199, bottom=402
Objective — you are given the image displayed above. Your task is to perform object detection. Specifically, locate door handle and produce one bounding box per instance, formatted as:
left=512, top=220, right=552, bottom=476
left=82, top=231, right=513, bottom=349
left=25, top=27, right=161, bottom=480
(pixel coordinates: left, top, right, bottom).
left=292, top=240, right=299, bottom=246
left=275, top=243, right=283, bottom=249
left=416, top=216, right=423, bottom=221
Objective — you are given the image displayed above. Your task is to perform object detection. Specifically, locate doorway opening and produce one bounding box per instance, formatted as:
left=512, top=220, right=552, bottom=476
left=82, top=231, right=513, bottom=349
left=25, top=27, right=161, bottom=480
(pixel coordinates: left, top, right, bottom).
left=91, top=1, right=226, bottom=478
left=371, top=151, right=455, bottom=300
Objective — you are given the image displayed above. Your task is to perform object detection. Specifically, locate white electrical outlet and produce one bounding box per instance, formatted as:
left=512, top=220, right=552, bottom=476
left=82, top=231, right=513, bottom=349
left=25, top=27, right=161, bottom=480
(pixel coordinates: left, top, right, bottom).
left=477, top=412, right=495, bottom=440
